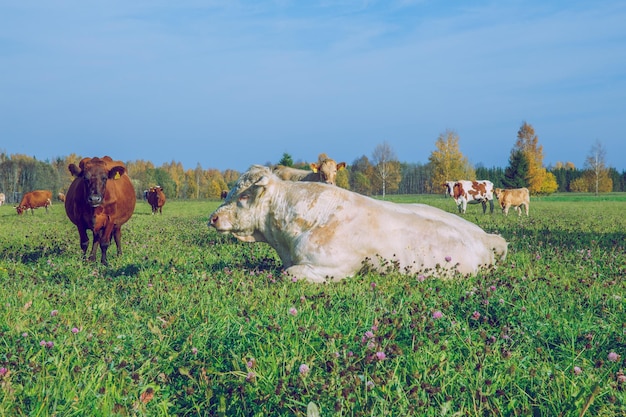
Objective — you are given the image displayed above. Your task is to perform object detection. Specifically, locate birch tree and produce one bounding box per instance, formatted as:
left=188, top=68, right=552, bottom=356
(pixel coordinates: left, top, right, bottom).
left=372, top=141, right=400, bottom=198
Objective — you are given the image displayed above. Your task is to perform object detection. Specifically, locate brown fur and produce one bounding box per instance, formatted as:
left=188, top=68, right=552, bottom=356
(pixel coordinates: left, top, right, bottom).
left=15, top=190, right=52, bottom=215
left=65, top=156, right=136, bottom=265
left=147, top=186, right=166, bottom=214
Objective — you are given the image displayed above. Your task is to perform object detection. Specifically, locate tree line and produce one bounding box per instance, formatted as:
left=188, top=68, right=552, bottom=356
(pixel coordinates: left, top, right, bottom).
left=1, top=122, right=623, bottom=203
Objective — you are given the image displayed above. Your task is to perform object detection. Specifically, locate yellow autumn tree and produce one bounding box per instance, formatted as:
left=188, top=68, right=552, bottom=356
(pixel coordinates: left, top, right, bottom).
left=428, top=129, right=475, bottom=193
left=513, top=121, right=557, bottom=194
left=162, top=161, right=185, bottom=198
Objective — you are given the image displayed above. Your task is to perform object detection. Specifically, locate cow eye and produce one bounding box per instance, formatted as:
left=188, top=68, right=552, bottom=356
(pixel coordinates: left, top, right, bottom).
left=237, top=194, right=249, bottom=205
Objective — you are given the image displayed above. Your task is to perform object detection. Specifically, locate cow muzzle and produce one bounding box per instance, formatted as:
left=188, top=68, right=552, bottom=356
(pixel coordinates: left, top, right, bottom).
left=209, top=214, right=220, bottom=229
left=88, top=195, right=103, bottom=207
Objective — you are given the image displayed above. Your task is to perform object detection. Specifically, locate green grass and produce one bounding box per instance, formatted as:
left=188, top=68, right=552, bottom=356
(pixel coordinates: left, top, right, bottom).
left=0, top=195, right=625, bottom=416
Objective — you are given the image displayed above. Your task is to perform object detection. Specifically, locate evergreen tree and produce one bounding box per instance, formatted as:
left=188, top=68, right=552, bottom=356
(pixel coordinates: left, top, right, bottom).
left=278, top=153, right=294, bottom=167
left=503, top=150, right=529, bottom=188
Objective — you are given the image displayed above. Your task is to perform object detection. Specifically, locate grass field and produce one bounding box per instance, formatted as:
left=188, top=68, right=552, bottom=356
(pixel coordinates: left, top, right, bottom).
left=0, top=193, right=625, bottom=416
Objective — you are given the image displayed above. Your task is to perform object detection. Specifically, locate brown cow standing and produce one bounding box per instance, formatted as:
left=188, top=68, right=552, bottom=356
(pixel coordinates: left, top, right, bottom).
left=494, top=187, right=530, bottom=216
left=147, top=186, right=166, bottom=214
left=65, top=156, right=136, bottom=265
left=15, top=190, right=53, bottom=215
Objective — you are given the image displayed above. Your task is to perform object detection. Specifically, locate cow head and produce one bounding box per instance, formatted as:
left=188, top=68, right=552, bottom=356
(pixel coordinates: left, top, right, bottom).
left=209, top=165, right=272, bottom=243
left=443, top=181, right=456, bottom=197
left=310, top=159, right=346, bottom=185
left=69, top=157, right=126, bottom=208
left=15, top=205, right=25, bottom=215
left=494, top=188, right=504, bottom=200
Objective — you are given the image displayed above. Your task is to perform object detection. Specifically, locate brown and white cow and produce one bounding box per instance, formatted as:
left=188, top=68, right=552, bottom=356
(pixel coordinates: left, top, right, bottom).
left=443, top=180, right=495, bottom=214
left=209, top=165, right=507, bottom=283
left=494, top=187, right=530, bottom=216
left=58, top=192, right=66, bottom=202
left=273, top=155, right=346, bottom=185
left=147, top=186, right=166, bottom=214
left=0, top=192, right=5, bottom=206
left=65, top=156, right=136, bottom=265
left=15, top=190, right=53, bottom=215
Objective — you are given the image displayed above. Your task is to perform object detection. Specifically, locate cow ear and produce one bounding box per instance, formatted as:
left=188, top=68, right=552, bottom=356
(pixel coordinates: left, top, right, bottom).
left=69, top=163, right=82, bottom=177
left=78, top=158, right=91, bottom=171
left=109, top=166, right=125, bottom=180
left=310, top=163, right=319, bottom=173
left=255, top=175, right=271, bottom=187
left=337, top=162, right=346, bottom=170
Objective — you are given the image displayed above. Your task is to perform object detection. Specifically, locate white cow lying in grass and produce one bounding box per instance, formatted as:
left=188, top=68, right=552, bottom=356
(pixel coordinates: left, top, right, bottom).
left=209, top=165, right=507, bottom=283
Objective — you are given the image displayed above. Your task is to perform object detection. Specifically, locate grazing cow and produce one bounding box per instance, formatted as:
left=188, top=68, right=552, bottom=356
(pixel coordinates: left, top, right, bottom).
left=273, top=155, right=346, bottom=185
left=209, top=165, right=507, bottom=283
left=220, top=190, right=228, bottom=199
left=65, top=156, right=136, bottom=265
left=444, top=180, right=495, bottom=214
left=494, top=187, right=530, bottom=216
left=15, top=190, right=53, bottom=215
left=58, top=192, right=66, bottom=202
left=147, top=186, right=166, bottom=214
left=0, top=192, right=5, bottom=206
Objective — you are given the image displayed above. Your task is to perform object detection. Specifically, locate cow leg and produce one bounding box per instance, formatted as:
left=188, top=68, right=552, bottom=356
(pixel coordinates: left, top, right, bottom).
left=78, top=227, right=90, bottom=258
left=99, top=222, right=118, bottom=265
left=488, top=199, right=494, bottom=214
left=481, top=201, right=487, bottom=214
left=113, top=226, right=123, bottom=256
left=285, top=264, right=342, bottom=284
left=89, top=230, right=102, bottom=262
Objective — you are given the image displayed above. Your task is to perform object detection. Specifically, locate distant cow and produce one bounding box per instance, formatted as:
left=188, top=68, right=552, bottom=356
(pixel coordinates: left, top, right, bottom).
left=494, top=187, right=530, bottom=216
left=65, top=156, right=136, bottom=265
left=15, top=190, right=52, bottom=215
left=209, top=165, right=507, bottom=283
left=147, top=186, right=166, bottom=215
left=444, top=180, right=494, bottom=214
left=0, top=192, right=5, bottom=206
left=273, top=155, right=346, bottom=185
left=58, top=192, right=66, bottom=202
left=220, top=190, right=228, bottom=199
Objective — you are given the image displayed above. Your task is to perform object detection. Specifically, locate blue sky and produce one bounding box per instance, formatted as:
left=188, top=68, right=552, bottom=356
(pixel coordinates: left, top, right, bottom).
left=1, top=1, right=625, bottom=172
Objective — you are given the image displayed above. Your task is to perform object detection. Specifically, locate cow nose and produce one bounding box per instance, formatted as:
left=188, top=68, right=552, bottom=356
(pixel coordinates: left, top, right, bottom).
left=89, top=195, right=102, bottom=206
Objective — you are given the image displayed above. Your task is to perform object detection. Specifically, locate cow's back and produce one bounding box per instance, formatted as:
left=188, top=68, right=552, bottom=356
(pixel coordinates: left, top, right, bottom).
left=273, top=165, right=318, bottom=182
